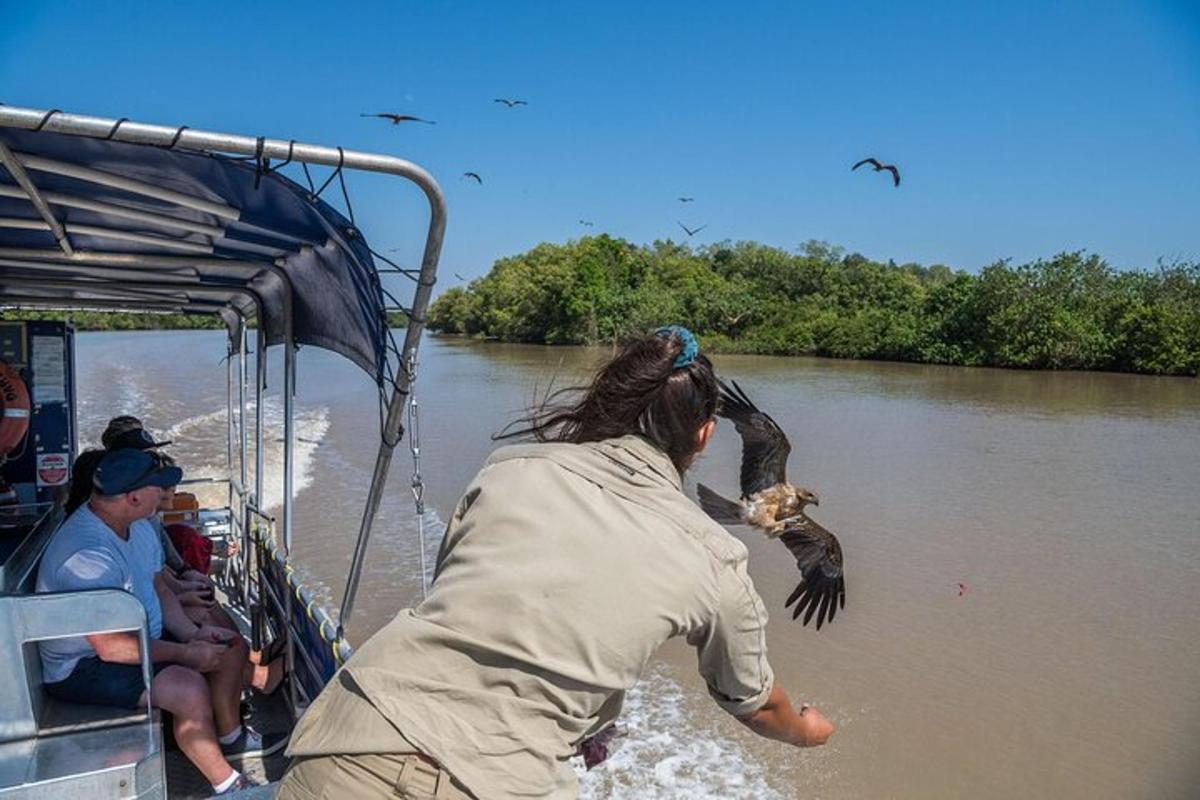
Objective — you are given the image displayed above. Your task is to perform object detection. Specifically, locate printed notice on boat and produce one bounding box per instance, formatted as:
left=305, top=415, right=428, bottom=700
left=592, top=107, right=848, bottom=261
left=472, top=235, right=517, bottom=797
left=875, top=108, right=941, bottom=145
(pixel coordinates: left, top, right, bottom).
left=31, top=336, right=67, bottom=404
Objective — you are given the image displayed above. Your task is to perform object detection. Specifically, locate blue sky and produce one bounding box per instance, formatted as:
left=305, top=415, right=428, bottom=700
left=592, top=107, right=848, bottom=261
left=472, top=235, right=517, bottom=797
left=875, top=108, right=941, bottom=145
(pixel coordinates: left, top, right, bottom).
left=3, top=0, right=1198, bottom=285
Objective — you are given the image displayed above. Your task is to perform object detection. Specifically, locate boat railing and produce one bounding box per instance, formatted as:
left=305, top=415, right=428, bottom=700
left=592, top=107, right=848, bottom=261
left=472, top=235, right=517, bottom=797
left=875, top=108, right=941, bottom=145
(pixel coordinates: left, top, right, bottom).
left=240, top=503, right=349, bottom=719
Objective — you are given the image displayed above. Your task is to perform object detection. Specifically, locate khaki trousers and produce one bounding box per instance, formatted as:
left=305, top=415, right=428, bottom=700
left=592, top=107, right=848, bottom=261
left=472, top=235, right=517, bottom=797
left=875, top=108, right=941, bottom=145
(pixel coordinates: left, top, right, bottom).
left=277, top=752, right=476, bottom=800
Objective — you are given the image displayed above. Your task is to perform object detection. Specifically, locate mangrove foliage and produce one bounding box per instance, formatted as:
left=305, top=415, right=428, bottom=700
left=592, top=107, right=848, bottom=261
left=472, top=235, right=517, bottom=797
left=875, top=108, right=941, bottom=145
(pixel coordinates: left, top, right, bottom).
left=428, top=237, right=1200, bottom=376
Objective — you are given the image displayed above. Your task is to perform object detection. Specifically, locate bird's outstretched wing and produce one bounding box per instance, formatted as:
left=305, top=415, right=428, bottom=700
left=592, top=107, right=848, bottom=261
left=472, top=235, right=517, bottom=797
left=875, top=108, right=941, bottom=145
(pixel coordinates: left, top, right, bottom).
left=780, top=514, right=845, bottom=629
left=884, top=165, right=900, bottom=186
left=717, top=379, right=791, bottom=497
left=852, top=157, right=881, bottom=171
left=696, top=483, right=746, bottom=526
left=463, top=172, right=482, bottom=183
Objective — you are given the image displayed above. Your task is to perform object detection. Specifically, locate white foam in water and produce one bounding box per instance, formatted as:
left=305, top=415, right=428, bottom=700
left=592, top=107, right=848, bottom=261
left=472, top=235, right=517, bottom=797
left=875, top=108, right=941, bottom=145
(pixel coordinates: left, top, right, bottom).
left=178, top=400, right=331, bottom=512
left=578, top=664, right=782, bottom=800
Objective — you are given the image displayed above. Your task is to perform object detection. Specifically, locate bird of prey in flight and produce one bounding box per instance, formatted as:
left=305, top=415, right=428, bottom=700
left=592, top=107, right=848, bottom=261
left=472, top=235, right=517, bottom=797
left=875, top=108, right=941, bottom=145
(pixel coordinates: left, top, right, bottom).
left=678, top=197, right=695, bottom=203
left=579, top=220, right=594, bottom=227
left=852, top=157, right=900, bottom=186
left=494, top=98, right=528, bottom=107
left=360, top=113, right=436, bottom=125
left=462, top=172, right=482, bottom=184
left=678, top=222, right=707, bottom=237
left=454, top=272, right=467, bottom=281
left=697, top=379, right=846, bottom=629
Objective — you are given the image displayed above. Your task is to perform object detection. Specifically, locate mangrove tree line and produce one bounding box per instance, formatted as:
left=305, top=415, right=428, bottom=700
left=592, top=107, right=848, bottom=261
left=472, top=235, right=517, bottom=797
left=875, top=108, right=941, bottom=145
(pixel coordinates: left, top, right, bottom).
left=428, top=237, right=1200, bottom=376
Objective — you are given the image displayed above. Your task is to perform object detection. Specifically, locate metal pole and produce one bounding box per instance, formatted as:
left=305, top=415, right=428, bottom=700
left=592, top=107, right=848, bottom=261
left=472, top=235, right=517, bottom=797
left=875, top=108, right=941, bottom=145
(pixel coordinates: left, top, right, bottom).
left=226, top=338, right=235, bottom=518
left=255, top=328, right=265, bottom=510
left=0, top=140, right=73, bottom=256
left=337, top=193, right=446, bottom=634
left=239, top=325, right=248, bottom=506
left=282, top=332, right=295, bottom=555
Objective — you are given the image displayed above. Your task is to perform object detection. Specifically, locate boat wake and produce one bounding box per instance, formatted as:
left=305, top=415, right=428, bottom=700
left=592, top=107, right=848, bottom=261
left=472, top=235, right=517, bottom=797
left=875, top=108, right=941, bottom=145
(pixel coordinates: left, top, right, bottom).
left=577, top=663, right=782, bottom=800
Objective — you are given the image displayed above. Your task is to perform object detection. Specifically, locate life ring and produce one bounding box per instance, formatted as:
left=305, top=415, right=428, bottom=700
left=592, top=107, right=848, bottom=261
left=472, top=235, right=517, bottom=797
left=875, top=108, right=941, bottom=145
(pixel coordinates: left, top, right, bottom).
left=0, top=361, right=31, bottom=457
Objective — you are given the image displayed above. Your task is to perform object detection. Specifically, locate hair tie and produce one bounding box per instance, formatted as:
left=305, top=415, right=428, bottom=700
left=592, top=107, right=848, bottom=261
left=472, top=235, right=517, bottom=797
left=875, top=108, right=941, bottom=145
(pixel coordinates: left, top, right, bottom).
left=655, top=325, right=699, bottom=369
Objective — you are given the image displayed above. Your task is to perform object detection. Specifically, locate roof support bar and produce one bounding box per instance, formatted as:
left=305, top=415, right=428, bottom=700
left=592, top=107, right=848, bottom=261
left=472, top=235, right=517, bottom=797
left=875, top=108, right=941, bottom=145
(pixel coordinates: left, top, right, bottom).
left=15, top=152, right=239, bottom=221
left=0, top=183, right=224, bottom=237
left=0, top=140, right=74, bottom=256
left=0, top=217, right=214, bottom=254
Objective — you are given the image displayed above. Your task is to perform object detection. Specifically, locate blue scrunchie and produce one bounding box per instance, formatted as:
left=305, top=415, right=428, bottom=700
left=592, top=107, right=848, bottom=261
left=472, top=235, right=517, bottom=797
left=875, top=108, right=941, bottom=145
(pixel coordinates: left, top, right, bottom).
left=655, top=325, right=699, bottom=369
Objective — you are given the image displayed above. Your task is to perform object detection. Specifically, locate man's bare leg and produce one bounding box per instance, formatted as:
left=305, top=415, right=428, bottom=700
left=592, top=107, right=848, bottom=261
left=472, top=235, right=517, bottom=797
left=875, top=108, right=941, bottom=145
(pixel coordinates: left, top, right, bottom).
left=145, top=665, right=235, bottom=786
left=206, top=634, right=249, bottom=737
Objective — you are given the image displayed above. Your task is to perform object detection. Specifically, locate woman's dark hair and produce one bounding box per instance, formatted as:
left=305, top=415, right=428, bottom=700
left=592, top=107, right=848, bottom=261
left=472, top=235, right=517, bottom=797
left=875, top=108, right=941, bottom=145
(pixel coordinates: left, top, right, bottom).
left=65, top=448, right=105, bottom=515
left=496, top=328, right=719, bottom=473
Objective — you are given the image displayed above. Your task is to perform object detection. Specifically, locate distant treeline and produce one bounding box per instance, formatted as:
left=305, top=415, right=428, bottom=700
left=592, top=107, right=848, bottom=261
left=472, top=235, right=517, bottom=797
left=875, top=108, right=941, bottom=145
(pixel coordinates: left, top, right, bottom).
left=0, top=310, right=223, bottom=330
left=0, top=310, right=411, bottom=330
left=428, top=237, right=1200, bottom=376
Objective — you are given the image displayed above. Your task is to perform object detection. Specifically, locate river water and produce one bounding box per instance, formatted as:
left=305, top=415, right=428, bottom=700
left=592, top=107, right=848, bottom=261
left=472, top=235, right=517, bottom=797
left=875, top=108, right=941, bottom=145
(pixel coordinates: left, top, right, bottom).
left=74, top=330, right=1200, bottom=799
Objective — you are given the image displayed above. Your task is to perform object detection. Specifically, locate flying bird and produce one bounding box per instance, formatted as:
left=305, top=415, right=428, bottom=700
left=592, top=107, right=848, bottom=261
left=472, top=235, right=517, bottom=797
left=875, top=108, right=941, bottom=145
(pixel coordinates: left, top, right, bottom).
left=852, top=157, right=900, bottom=186
left=579, top=220, right=594, bottom=227
left=360, top=113, right=436, bottom=125
left=957, top=582, right=967, bottom=597
left=678, top=197, right=695, bottom=203
left=462, top=172, right=482, bottom=184
left=454, top=272, right=467, bottom=281
left=697, top=379, right=846, bottom=629
left=678, top=222, right=707, bottom=237
left=494, top=98, right=528, bottom=108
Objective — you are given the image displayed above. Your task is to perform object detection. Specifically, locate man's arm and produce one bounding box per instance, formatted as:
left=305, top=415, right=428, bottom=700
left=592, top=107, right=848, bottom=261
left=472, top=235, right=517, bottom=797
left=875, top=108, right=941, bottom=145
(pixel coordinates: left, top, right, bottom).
left=87, top=631, right=226, bottom=672
left=154, top=572, right=202, bottom=641
left=737, top=683, right=834, bottom=747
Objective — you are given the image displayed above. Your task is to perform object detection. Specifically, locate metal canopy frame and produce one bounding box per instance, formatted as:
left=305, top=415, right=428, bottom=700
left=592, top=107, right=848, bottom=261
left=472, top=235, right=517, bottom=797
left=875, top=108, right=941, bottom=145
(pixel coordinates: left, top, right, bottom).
left=0, top=105, right=446, bottom=660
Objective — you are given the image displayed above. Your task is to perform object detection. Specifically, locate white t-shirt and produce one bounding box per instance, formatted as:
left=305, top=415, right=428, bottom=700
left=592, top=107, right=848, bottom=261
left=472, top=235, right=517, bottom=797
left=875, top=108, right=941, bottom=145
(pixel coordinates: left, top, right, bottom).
left=36, top=505, right=165, bottom=683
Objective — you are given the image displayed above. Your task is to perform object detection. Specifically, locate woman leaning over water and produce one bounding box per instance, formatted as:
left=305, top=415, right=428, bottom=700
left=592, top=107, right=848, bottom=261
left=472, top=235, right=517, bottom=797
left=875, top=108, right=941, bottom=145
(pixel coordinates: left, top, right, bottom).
left=278, top=326, right=834, bottom=800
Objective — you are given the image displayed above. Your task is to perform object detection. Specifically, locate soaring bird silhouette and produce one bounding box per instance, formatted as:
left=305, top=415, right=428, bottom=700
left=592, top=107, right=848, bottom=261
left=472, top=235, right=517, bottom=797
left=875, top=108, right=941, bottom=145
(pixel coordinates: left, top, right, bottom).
left=361, top=113, right=436, bottom=125
left=462, top=172, right=482, bottom=184
left=697, top=380, right=846, bottom=629
left=454, top=272, right=468, bottom=281
left=678, top=222, right=707, bottom=237
left=678, top=197, right=695, bottom=203
left=579, top=220, right=594, bottom=227
left=852, top=157, right=900, bottom=186
left=494, top=98, right=528, bottom=108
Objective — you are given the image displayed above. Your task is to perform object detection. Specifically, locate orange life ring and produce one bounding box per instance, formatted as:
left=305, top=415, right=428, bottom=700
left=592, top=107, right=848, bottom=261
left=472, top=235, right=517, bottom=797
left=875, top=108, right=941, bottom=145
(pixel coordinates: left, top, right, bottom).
left=0, top=361, right=31, bottom=457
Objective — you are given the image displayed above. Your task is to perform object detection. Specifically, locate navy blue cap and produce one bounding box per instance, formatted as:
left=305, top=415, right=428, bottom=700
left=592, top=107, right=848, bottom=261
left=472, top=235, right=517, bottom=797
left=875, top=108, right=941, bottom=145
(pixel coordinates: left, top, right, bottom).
left=93, top=448, right=183, bottom=495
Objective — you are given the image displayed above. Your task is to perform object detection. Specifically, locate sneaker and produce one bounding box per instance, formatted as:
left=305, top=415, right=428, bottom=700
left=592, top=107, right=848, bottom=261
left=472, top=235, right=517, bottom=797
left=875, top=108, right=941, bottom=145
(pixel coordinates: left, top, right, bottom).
left=220, top=725, right=289, bottom=760
left=213, top=773, right=262, bottom=795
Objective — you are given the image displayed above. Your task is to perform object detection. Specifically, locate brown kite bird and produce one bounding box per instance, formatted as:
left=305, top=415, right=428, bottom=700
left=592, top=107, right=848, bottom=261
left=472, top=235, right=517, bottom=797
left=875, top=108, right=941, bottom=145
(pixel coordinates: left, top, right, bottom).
left=697, top=379, right=846, bottom=629
left=852, top=157, right=900, bottom=186
left=361, top=113, right=436, bottom=125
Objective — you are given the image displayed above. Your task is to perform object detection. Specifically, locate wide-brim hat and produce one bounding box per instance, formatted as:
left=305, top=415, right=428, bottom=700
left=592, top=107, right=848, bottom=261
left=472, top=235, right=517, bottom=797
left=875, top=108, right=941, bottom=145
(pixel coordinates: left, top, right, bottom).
left=105, top=427, right=173, bottom=451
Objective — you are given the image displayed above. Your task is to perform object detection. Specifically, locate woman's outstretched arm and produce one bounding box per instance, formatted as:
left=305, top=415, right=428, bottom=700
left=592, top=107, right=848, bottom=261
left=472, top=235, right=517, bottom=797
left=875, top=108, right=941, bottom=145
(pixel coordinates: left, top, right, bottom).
left=738, top=683, right=835, bottom=747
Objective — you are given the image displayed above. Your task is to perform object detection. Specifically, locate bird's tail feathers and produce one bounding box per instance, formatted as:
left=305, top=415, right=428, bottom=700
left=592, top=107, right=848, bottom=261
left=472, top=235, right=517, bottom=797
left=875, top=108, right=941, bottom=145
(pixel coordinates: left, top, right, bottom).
left=696, top=483, right=745, bottom=525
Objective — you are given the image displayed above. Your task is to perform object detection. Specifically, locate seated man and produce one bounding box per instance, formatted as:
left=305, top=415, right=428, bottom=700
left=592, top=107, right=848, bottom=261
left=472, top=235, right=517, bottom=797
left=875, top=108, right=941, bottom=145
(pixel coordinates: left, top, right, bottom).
left=36, top=449, right=271, bottom=794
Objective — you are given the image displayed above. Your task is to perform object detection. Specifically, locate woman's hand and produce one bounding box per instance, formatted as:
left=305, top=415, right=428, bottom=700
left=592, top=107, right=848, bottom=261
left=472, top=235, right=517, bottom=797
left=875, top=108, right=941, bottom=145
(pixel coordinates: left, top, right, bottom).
left=183, top=640, right=228, bottom=672
left=794, top=704, right=835, bottom=747
left=179, top=589, right=215, bottom=608
left=182, top=568, right=214, bottom=588
left=191, top=624, right=238, bottom=645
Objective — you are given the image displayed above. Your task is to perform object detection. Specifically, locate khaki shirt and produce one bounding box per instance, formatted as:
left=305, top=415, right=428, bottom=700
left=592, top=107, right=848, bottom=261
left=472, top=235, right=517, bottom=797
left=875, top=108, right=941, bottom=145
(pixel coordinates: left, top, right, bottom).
left=288, top=435, right=774, bottom=798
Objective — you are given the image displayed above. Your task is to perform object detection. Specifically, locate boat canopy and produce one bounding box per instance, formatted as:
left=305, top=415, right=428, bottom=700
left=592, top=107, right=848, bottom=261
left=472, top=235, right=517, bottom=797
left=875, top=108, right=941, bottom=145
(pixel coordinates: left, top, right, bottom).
left=0, top=106, right=446, bottom=390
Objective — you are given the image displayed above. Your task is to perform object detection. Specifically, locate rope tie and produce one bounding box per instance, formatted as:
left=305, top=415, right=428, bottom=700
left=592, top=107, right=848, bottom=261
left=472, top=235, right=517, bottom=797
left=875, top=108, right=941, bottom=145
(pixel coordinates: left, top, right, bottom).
left=32, top=109, right=61, bottom=131
left=166, top=125, right=189, bottom=149
left=102, top=117, right=129, bottom=140
left=253, top=136, right=267, bottom=189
